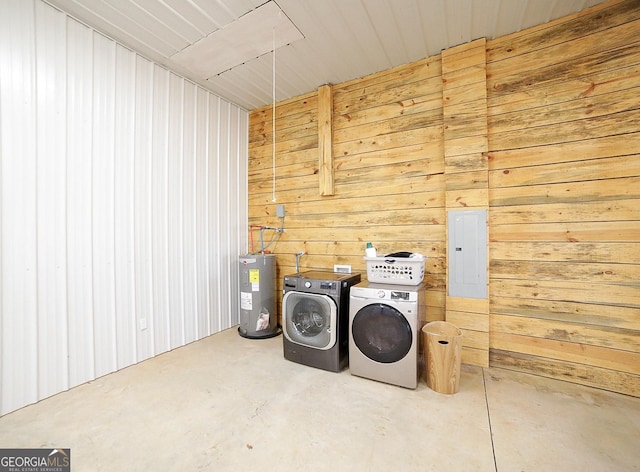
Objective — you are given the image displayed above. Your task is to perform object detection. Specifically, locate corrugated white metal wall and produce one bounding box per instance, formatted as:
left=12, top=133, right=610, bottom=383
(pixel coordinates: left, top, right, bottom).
left=0, top=0, right=248, bottom=415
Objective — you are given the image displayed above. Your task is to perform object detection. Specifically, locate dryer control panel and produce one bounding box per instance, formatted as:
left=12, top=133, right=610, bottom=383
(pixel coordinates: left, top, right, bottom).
left=351, top=282, right=422, bottom=302
left=391, top=291, right=410, bottom=300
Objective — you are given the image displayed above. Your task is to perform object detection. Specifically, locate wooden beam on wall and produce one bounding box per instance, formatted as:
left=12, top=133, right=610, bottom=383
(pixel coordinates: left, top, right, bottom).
left=442, top=38, right=490, bottom=368
left=318, top=84, right=334, bottom=196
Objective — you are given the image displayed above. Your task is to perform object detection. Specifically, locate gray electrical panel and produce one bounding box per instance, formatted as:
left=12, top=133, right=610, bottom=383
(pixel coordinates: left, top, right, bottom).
left=238, top=254, right=279, bottom=338
left=448, top=210, right=487, bottom=299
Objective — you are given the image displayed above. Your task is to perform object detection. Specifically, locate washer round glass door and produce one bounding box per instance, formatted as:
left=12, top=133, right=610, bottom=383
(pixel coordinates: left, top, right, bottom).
left=351, top=303, right=412, bottom=363
left=283, top=291, right=337, bottom=350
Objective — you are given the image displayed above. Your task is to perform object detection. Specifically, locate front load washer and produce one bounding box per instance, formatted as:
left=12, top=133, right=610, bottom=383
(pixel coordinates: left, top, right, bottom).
left=349, top=282, right=425, bottom=388
left=282, top=270, right=361, bottom=372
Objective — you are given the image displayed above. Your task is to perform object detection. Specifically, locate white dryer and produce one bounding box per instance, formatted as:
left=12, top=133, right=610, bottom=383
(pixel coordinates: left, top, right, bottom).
left=348, top=282, right=425, bottom=389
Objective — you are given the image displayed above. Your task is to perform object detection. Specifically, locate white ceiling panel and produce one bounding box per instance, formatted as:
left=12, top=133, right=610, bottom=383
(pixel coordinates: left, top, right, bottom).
left=189, top=0, right=265, bottom=24
left=109, top=0, right=192, bottom=48
left=159, top=0, right=217, bottom=35
left=445, top=0, right=474, bottom=46
left=171, top=1, right=303, bottom=78
left=550, top=0, right=592, bottom=20
left=493, top=0, right=529, bottom=38
left=123, top=0, right=202, bottom=44
left=45, top=0, right=610, bottom=110
left=521, top=0, right=557, bottom=29
left=419, top=1, right=450, bottom=57
left=470, top=1, right=502, bottom=41
left=365, top=0, right=421, bottom=65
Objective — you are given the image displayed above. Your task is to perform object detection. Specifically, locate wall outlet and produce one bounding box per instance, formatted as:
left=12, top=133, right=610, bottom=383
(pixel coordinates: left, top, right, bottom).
left=139, top=318, right=147, bottom=331
left=276, top=204, right=285, bottom=217
left=334, top=264, right=352, bottom=274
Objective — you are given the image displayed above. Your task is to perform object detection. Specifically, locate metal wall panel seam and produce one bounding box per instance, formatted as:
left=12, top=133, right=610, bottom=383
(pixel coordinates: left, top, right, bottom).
left=0, top=0, right=40, bottom=414
left=152, top=64, right=170, bottom=355
left=209, top=96, right=222, bottom=333
left=188, top=85, right=197, bottom=341
left=211, top=98, right=221, bottom=332
left=167, top=72, right=185, bottom=349
left=35, top=0, right=70, bottom=400
left=193, top=86, right=207, bottom=340
left=230, top=106, right=243, bottom=327
left=192, top=87, right=205, bottom=339
left=133, top=55, right=156, bottom=363
left=66, top=18, right=96, bottom=388
left=113, top=43, right=138, bottom=369
left=182, top=81, right=197, bottom=344
left=91, top=30, right=118, bottom=379
left=218, top=101, right=231, bottom=329
left=202, top=91, right=211, bottom=336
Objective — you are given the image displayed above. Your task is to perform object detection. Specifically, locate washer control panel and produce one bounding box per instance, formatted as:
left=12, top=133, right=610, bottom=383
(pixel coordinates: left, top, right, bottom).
left=284, top=271, right=361, bottom=295
left=300, top=279, right=336, bottom=292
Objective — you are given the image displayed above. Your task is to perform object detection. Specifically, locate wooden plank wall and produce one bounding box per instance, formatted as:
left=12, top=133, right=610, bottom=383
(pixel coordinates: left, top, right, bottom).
left=486, top=0, right=640, bottom=396
left=249, top=0, right=640, bottom=396
left=442, top=39, right=490, bottom=367
left=248, top=56, right=446, bottom=325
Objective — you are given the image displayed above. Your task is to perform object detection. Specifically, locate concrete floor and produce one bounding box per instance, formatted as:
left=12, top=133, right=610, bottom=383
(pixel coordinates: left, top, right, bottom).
left=1, top=327, right=638, bottom=471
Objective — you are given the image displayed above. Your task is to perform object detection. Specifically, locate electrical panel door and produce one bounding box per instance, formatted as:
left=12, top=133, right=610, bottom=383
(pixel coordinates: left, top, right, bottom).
left=448, top=210, right=487, bottom=299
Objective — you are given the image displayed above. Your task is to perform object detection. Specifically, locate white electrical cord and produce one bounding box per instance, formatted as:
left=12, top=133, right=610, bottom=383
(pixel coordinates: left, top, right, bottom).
left=272, top=27, right=277, bottom=202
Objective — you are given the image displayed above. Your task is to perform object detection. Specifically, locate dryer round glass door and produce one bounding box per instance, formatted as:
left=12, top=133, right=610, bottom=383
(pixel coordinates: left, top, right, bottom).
left=351, top=303, right=412, bottom=363
left=283, top=291, right=337, bottom=350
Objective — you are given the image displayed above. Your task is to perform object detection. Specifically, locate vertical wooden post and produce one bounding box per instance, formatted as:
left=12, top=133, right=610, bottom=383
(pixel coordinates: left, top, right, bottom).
left=442, top=38, right=490, bottom=368
left=318, top=84, right=334, bottom=196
